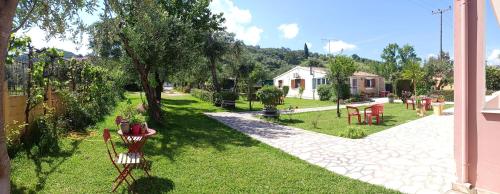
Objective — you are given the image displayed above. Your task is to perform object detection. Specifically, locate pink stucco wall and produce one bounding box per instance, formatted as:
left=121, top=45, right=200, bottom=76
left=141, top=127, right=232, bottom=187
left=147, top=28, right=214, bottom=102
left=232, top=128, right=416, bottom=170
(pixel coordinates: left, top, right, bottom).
left=454, top=0, right=500, bottom=192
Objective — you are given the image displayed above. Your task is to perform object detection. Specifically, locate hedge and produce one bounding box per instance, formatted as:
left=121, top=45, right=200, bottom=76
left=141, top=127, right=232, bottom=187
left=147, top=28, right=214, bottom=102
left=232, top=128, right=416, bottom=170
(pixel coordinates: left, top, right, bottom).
left=191, top=89, right=214, bottom=102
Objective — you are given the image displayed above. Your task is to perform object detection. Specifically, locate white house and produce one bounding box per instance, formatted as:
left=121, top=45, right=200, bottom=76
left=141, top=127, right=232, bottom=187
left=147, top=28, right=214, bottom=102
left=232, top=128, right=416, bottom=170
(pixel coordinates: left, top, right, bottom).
left=273, top=66, right=385, bottom=100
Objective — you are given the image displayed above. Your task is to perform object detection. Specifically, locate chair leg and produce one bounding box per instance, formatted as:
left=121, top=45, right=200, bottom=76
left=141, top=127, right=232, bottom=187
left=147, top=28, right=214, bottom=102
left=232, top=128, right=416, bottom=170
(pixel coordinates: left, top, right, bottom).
left=348, top=116, right=351, bottom=125
left=357, top=115, right=361, bottom=124
left=368, top=116, right=372, bottom=125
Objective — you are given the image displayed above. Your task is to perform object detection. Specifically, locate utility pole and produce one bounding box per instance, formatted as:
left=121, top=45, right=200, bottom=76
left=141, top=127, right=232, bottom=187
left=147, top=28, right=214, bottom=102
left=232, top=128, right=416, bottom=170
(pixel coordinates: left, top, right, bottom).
left=432, top=6, right=451, bottom=59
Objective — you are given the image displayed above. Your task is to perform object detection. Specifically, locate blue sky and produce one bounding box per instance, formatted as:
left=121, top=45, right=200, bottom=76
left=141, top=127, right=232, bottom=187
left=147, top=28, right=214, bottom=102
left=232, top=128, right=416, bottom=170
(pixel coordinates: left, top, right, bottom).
left=21, top=0, right=500, bottom=64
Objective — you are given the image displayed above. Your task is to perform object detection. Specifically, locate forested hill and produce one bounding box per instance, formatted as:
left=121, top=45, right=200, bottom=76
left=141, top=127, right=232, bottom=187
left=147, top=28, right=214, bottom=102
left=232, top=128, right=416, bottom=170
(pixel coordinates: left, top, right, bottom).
left=245, top=45, right=383, bottom=78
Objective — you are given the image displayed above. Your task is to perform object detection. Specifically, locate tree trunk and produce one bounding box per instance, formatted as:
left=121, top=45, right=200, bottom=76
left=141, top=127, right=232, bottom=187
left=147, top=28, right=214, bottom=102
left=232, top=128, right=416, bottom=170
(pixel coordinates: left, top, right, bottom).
left=119, top=33, right=161, bottom=122
left=337, top=83, right=341, bottom=118
left=413, top=81, right=417, bottom=96
left=233, top=74, right=239, bottom=93
left=209, top=58, right=220, bottom=92
left=247, top=85, right=252, bottom=111
left=0, top=1, right=19, bottom=193
left=154, top=72, right=163, bottom=104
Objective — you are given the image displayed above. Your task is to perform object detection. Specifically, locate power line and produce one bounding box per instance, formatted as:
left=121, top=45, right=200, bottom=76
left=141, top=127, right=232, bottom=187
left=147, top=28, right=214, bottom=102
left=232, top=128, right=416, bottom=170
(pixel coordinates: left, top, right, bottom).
left=432, top=6, right=452, bottom=59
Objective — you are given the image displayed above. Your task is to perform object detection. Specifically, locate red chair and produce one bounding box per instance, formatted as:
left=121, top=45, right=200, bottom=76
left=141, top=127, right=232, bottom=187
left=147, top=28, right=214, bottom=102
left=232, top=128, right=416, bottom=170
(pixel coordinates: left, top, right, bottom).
left=364, top=105, right=383, bottom=125
left=346, top=106, right=362, bottom=125
left=423, top=98, right=432, bottom=110
left=406, top=98, right=415, bottom=110
left=103, top=129, right=140, bottom=192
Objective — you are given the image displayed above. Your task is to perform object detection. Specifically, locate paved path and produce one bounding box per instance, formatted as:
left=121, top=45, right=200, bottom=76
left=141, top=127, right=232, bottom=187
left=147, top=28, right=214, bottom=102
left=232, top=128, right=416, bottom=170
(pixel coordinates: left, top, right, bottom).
left=205, top=108, right=456, bottom=194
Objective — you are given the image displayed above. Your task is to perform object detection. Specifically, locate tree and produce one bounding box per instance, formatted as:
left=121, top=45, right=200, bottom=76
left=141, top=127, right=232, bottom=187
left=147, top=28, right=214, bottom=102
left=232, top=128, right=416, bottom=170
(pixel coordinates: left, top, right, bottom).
left=423, top=52, right=453, bottom=90
left=0, top=1, right=96, bottom=192
left=327, top=55, right=357, bottom=118
left=229, top=40, right=245, bottom=93
left=402, top=60, right=425, bottom=96
left=381, top=43, right=399, bottom=93
left=304, top=43, right=309, bottom=59
left=203, top=31, right=232, bottom=93
left=398, top=44, right=420, bottom=69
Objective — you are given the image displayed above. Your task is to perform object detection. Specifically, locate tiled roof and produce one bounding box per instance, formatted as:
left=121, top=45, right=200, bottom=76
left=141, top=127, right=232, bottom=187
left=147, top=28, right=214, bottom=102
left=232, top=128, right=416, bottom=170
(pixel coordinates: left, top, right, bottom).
left=352, top=71, right=380, bottom=77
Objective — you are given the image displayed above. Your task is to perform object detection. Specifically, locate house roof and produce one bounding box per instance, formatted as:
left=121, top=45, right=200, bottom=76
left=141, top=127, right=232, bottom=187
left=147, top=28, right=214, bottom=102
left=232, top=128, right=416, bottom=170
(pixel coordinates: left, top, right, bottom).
left=273, top=66, right=382, bottom=79
left=352, top=71, right=381, bottom=77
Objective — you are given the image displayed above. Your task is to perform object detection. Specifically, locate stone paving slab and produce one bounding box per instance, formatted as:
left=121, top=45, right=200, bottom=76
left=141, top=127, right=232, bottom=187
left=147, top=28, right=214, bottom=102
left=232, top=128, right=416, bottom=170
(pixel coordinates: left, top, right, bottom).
left=205, top=108, right=456, bottom=194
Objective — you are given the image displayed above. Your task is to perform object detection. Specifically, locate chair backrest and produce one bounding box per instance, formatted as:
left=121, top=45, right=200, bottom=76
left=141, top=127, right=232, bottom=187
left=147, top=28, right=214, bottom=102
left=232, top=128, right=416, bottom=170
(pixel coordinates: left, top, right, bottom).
left=371, top=105, right=382, bottom=115
left=376, top=104, right=384, bottom=113
left=103, top=129, right=118, bottom=161
left=346, top=106, right=359, bottom=115
left=115, top=116, right=123, bottom=126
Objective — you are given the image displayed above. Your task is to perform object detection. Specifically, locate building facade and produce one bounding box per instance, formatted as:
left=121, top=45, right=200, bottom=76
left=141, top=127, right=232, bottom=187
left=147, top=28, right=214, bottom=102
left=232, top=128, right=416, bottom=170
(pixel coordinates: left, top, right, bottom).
left=273, top=66, right=385, bottom=99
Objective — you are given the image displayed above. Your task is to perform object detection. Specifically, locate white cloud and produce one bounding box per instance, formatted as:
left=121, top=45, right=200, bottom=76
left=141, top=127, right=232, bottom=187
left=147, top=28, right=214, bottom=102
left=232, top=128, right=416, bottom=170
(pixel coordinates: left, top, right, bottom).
left=487, top=49, right=500, bottom=66
left=427, top=53, right=438, bottom=60
left=305, top=42, right=313, bottom=49
left=17, top=27, right=90, bottom=55
left=278, top=23, right=299, bottom=39
left=323, top=40, right=356, bottom=54
left=210, top=0, right=263, bottom=45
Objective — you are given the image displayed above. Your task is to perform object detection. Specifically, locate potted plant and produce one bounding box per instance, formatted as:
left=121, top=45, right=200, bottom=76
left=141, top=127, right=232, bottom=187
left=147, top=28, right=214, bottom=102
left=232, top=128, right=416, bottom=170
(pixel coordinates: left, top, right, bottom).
left=256, top=85, right=283, bottom=118
left=129, top=113, right=146, bottom=135
left=415, top=97, right=426, bottom=116
left=437, top=95, right=445, bottom=103
left=387, top=93, right=396, bottom=103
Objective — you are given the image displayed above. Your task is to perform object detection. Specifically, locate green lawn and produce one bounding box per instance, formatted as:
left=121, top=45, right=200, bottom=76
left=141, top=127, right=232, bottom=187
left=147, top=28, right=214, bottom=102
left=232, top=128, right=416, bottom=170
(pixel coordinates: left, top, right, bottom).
left=234, top=97, right=337, bottom=112
left=10, top=93, right=398, bottom=193
left=276, top=103, right=453, bottom=137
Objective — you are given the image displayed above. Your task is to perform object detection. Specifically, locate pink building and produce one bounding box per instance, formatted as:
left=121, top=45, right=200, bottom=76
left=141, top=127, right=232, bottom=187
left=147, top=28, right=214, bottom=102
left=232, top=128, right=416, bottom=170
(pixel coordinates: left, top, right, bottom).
left=453, top=0, right=500, bottom=193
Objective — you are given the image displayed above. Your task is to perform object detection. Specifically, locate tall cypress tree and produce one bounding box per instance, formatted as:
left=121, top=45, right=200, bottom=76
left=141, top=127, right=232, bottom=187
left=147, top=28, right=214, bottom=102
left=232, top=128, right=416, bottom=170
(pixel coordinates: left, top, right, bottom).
left=304, top=43, right=310, bottom=59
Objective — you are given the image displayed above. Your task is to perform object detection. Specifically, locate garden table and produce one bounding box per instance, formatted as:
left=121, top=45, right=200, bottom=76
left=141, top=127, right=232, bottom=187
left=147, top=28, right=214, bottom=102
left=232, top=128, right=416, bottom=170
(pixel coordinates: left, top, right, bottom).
left=118, top=128, right=156, bottom=157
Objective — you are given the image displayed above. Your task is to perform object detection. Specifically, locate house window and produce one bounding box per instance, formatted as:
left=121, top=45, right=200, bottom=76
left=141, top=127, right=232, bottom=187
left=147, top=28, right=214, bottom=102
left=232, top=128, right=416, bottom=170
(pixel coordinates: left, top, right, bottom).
left=365, top=79, right=375, bottom=88
left=278, top=80, right=283, bottom=88
left=315, top=78, right=328, bottom=86
left=294, top=79, right=302, bottom=88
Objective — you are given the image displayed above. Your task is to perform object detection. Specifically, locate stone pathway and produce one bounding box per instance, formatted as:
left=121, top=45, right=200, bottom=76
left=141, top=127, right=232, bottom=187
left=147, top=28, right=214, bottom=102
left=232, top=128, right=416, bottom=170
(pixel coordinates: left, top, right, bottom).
left=205, top=108, right=456, bottom=194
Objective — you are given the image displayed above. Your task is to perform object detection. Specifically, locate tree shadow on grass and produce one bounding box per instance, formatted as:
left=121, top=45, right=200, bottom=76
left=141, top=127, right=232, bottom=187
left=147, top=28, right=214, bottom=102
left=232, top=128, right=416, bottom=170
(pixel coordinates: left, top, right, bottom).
left=127, top=176, right=175, bottom=194
left=161, top=99, right=197, bottom=106
left=143, top=101, right=259, bottom=161
left=25, top=139, right=82, bottom=192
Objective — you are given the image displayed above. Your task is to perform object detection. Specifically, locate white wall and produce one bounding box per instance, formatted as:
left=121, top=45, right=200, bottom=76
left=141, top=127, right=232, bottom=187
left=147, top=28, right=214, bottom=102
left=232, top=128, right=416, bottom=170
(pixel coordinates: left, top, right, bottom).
left=273, top=66, right=328, bottom=100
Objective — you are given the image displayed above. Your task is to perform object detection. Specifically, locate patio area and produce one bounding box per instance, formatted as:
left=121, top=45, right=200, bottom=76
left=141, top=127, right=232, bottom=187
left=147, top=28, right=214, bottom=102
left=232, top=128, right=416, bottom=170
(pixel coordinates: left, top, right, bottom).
left=206, top=108, right=456, bottom=194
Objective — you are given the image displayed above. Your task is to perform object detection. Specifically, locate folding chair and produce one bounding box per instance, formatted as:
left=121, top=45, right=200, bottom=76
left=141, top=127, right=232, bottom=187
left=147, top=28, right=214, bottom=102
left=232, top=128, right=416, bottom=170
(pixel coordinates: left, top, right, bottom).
left=103, top=129, right=140, bottom=192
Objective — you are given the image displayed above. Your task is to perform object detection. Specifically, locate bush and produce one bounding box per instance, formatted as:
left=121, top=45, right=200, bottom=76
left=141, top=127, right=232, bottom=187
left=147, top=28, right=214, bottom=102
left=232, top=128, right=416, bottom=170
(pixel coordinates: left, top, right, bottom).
left=191, top=89, right=214, bottom=102
left=339, top=126, right=367, bottom=139
left=334, top=83, right=351, bottom=100
left=428, top=90, right=454, bottom=102
left=256, top=85, right=283, bottom=109
left=282, top=86, right=289, bottom=97
left=317, top=85, right=333, bottom=101
left=220, top=91, right=239, bottom=101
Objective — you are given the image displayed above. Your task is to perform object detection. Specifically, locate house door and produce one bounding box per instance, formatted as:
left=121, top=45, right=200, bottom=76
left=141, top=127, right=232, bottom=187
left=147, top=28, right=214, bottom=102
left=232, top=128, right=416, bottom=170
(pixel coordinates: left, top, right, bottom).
left=351, top=78, right=358, bottom=94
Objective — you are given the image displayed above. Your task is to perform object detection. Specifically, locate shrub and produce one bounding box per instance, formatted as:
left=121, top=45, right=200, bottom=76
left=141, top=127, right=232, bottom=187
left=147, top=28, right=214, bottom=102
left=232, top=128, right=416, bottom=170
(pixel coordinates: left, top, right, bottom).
left=317, top=85, right=333, bottom=101
left=282, top=86, right=289, bottom=97
left=298, top=86, right=305, bottom=99
left=428, top=90, right=454, bottom=102
left=311, top=114, right=322, bottom=128
left=339, top=126, right=367, bottom=139
left=256, top=85, right=283, bottom=109
left=220, top=91, right=239, bottom=101
left=191, top=89, right=214, bottom=102
left=334, top=83, right=351, bottom=100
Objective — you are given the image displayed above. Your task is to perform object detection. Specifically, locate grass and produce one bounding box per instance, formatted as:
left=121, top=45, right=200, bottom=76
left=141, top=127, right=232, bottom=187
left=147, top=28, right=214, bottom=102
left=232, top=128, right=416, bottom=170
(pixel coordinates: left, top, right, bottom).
left=10, top=93, right=399, bottom=193
left=276, top=103, right=454, bottom=137
left=234, top=97, right=337, bottom=112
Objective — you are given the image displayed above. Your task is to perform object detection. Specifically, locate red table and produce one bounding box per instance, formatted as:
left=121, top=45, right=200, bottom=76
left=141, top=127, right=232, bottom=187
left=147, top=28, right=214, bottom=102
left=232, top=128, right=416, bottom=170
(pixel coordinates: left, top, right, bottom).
left=118, top=128, right=156, bottom=153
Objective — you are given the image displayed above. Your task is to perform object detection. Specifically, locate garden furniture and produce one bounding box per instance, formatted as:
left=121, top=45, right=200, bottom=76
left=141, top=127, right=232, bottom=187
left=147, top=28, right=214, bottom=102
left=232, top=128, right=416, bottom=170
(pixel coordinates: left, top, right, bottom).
left=422, top=98, right=433, bottom=110
left=406, top=98, right=415, bottom=110
left=118, top=127, right=156, bottom=163
left=432, top=102, right=445, bottom=116
left=103, top=128, right=140, bottom=192
left=346, top=106, right=362, bottom=124
left=364, top=104, right=383, bottom=125
left=221, top=100, right=236, bottom=109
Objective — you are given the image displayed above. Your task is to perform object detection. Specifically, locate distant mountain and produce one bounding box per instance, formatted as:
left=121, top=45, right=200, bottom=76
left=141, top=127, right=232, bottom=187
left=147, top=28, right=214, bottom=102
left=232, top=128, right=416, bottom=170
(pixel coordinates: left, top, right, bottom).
left=15, top=49, right=81, bottom=62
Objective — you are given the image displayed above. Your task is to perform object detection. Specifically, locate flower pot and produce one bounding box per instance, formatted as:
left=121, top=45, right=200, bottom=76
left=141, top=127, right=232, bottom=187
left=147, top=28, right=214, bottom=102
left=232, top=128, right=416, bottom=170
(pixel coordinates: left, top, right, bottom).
left=388, top=97, right=394, bottom=103
left=120, top=121, right=130, bottom=134
left=262, top=107, right=279, bottom=118
left=131, top=123, right=141, bottom=135
left=141, top=123, right=148, bottom=134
